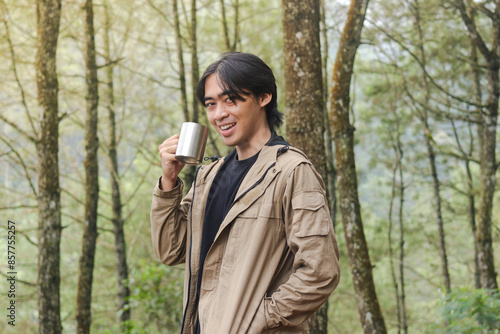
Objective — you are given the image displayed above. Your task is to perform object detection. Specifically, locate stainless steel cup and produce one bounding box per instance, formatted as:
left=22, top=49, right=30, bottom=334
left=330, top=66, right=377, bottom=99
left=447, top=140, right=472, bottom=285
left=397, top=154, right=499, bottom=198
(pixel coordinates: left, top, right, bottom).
left=175, top=122, right=209, bottom=165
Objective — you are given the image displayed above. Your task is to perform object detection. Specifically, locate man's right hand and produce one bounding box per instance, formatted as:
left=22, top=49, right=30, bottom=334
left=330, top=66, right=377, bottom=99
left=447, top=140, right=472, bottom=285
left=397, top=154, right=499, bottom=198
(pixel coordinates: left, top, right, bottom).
left=159, top=134, right=185, bottom=191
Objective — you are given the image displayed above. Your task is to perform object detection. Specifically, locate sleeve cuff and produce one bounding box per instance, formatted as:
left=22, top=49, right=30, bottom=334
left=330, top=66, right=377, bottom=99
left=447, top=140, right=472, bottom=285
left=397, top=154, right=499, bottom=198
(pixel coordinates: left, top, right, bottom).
left=153, top=176, right=184, bottom=198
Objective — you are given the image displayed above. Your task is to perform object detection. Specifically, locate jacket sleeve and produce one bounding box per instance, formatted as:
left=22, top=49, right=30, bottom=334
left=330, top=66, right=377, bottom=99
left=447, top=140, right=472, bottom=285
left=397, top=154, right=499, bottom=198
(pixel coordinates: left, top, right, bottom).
left=150, top=177, right=193, bottom=266
left=264, top=162, right=341, bottom=329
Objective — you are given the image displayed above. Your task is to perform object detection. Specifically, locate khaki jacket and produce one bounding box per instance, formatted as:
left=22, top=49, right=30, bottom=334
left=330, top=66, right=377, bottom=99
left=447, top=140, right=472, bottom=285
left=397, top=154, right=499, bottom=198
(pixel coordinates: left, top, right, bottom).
left=151, top=144, right=340, bottom=334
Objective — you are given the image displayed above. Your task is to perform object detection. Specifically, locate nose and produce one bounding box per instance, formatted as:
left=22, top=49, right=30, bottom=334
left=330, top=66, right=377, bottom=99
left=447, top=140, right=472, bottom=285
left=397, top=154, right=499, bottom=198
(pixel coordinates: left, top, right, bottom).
left=214, top=103, right=229, bottom=121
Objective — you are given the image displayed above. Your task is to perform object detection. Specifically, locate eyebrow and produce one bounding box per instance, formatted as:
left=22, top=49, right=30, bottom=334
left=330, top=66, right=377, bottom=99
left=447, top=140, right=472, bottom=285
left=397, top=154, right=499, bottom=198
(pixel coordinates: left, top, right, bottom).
left=203, top=91, right=232, bottom=103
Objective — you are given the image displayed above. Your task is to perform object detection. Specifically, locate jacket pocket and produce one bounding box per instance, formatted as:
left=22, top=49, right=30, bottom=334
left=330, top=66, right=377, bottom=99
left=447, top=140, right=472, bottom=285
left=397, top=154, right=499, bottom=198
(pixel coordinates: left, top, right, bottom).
left=291, top=191, right=330, bottom=237
left=247, top=297, right=270, bottom=333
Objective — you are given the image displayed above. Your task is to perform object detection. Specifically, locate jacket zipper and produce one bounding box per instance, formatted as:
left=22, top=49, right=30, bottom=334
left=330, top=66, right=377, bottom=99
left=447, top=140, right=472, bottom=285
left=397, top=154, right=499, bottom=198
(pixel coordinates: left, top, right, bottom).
left=232, top=145, right=288, bottom=205
left=234, top=145, right=288, bottom=203
left=231, top=162, right=276, bottom=208
left=180, top=166, right=202, bottom=334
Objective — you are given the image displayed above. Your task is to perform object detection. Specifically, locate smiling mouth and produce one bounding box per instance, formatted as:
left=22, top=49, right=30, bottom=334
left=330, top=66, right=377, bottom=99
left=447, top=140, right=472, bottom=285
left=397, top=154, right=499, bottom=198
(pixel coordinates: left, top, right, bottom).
left=219, top=123, right=236, bottom=131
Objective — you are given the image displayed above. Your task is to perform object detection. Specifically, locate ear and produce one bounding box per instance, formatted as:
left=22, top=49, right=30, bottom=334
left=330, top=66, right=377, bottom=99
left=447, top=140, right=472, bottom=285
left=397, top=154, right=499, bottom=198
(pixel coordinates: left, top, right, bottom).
left=259, top=93, right=272, bottom=107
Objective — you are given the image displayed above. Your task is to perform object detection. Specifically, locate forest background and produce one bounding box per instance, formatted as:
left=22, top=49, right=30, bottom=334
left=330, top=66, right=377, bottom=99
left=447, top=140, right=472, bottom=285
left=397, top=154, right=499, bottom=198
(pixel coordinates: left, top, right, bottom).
left=0, top=0, right=499, bottom=333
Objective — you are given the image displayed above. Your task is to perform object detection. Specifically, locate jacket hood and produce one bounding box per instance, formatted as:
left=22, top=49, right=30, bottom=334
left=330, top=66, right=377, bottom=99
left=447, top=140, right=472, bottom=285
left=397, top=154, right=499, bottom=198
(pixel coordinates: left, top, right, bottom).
left=266, top=130, right=289, bottom=147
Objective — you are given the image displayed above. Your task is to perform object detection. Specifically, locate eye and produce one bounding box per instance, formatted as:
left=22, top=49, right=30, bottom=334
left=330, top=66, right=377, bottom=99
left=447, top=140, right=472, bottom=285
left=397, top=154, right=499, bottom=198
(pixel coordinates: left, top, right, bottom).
left=205, top=101, right=215, bottom=110
left=226, top=97, right=235, bottom=105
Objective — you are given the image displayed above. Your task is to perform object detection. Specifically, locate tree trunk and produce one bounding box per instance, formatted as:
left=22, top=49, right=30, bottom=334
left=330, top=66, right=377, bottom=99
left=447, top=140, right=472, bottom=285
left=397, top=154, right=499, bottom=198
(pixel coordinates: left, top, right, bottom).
left=282, top=0, right=327, bottom=178
left=455, top=0, right=498, bottom=290
left=396, top=137, right=407, bottom=334
left=35, top=0, right=63, bottom=333
left=468, top=36, right=481, bottom=289
left=190, top=0, right=200, bottom=124
left=185, top=0, right=200, bottom=188
left=173, top=0, right=195, bottom=189
left=320, top=0, right=337, bottom=226
left=103, top=0, right=131, bottom=328
left=424, top=129, right=451, bottom=292
left=219, top=0, right=239, bottom=51
left=466, top=158, right=480, bottom=288
left=412, top=0, right=451, bottom=293
left=219, top=0, right=231, bottom=51
left=173, top=0, right=189, bottom=123
left=329, top=0, right=387, bottom=333
left=387, top=147, right=401, bottom=334
left=282, top=0, right=328, bottom=332
left=387, top=99, right=407, bottom=334
left=324, top=105, right=337, bottom=228
left=476, top=56, right=499, bottom=290
left=232, top=0, right=239, bottom=51
left=76, top=0, right=99, bottom=332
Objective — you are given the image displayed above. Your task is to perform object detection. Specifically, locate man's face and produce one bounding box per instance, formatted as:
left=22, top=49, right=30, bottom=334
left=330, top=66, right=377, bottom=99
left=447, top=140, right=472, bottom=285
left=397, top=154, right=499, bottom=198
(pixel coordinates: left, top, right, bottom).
left=203, top=74, right=271, bottom=157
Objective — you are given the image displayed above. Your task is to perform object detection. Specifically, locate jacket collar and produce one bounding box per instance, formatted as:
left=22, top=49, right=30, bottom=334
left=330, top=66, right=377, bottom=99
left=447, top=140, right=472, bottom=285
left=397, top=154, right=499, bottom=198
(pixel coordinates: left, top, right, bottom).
left=215, top=144, right=285, bottom=242
left=199, top=130, right=289, bottom=183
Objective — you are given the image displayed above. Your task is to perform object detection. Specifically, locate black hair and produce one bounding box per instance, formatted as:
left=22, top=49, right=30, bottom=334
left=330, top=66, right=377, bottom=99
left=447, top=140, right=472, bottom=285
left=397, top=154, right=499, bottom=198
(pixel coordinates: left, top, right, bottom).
left=196, top=52, right=283, bottom=131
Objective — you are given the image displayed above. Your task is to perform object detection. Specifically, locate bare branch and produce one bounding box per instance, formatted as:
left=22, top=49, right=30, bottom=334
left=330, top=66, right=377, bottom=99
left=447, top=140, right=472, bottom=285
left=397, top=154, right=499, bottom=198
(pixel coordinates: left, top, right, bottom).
left=118, top=62, right=178, bottom=90
left=0, top=114, right=37, bottom=143
left=146, top=0, right=173, bottom=26
left=467, top=0, right=496, bottom=19
left=373, top=45, right=483, bottom=124
left=0, top=205, right=37, bottom=210
left=452, top=0, right=493, bottom=62
left=0, top=270, right=36, bottom=287
left=96, top=57, right=125, bottom=69
left=0, top=0, right=38, bottom=139
left=122, top=153, right=153, bottom=207
left=0, top=136, right=37, bottom=196
left=435, top=145, right=480, bottom=165
left=367, top=17, right=488, bottom=108
left=0, top=225, right=40, bottom=247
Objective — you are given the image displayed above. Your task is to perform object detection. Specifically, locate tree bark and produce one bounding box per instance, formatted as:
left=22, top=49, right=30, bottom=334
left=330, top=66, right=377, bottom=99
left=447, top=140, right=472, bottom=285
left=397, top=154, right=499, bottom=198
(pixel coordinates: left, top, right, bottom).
left=329, top=0, right=387, bottom=333
left=320, top=0, right=337, bottom=226
left=187, top=0, right=200, bottom=188
left=190, top=0, right=200, bottom=124
left=455, top=0, right=499, bottom=290
left=219, top=0, right=239, bottom=51
left=412, top=0, right=451, bottom=293
left=424, top=125, right=451, bottom=292
left=103, top=0, right=131, bottom=328
left=76, top=0, right=99, bottom=332
left=172, top=0, right=195, bottom=189
left=387, top=147, right=401, bottom=334
left=395, top=135, right=407, bottom=334
left=282, top=0, right=327, bottom=179
left=282, top=1, right=329, bottom=333
left=219, top=0, right=231, bottom=50
left=173, top=0, right=189, bottom=123
left=386, top=97, right=407, bottom=334
left=468, top=34, right=481, bottom=289
left=232, top=0, right=239, bottom=51
left=35, top=0, right=63, bottom=333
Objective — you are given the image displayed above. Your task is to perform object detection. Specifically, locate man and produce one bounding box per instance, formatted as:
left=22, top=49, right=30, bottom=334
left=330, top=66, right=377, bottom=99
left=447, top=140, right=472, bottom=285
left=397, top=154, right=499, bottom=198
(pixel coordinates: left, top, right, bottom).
left=151, top=52, right=340, bottom=334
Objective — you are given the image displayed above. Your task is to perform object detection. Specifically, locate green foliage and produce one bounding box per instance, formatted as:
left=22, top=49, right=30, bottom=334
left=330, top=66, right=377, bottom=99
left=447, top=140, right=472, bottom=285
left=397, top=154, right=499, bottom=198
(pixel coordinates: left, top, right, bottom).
left=429, top=288, right=500, bottom=334
left=124, top=261, right=184, bottom=333
left=95, top=261, right=184, bottom=333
